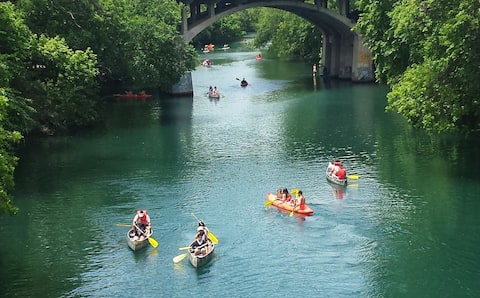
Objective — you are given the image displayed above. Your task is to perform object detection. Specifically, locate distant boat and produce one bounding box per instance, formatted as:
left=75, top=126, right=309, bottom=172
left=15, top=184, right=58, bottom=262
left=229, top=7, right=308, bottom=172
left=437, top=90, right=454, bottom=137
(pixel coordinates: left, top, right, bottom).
left=113, top=92, right=152, bottom=99
left=208, top=91, right=220, bottom=99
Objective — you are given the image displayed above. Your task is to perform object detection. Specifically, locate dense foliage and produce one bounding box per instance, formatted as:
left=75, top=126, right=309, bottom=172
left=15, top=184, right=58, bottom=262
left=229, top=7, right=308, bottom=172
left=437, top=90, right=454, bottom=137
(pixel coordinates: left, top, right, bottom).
left=355, top=0, right=480, bottom=132
left=0, top=0, right=198, bottom=214
left=17, top=0, right=198, bottom=89
left=253, top=8, right=322, bottom=62
left=192, top=10, right=257, bottom=48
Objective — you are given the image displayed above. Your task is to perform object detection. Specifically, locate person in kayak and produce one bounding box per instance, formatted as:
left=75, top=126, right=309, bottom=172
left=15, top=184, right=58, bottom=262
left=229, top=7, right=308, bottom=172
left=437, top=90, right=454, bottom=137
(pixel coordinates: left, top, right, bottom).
left=295, top=191, right=306, bottom=210
left=282, top=188, right=293, bottom=203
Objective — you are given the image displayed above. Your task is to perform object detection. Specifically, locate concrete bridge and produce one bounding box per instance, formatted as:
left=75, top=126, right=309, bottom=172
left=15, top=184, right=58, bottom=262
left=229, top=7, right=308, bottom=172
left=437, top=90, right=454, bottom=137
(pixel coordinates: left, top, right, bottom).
left=178, top=0, right=373, bottom=82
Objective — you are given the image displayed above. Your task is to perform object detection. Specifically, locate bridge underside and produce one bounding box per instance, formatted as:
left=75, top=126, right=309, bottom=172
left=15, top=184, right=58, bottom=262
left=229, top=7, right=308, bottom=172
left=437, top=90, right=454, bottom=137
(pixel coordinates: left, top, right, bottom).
left=179, top=0, right=374, bottom=82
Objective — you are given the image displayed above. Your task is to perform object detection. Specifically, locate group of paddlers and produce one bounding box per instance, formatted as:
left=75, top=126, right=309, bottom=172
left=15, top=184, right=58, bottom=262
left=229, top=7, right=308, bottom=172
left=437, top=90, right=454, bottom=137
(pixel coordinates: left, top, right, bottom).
left=275, top=188, right=307, bottom=209
left=327, top=159, right=347, bottom=179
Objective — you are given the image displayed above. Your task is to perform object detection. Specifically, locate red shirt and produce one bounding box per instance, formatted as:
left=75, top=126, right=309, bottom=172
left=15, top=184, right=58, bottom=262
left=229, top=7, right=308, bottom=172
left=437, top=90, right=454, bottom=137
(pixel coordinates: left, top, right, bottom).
left=336, top=168, right=346, bottom=179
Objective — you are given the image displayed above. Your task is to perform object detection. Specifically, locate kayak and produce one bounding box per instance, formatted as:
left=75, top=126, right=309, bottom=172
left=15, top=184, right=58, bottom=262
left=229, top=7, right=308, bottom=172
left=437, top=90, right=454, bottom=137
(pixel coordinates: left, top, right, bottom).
left=113, top=93, right=152, bottom=99
left=265, top=193, right=314, bottom=216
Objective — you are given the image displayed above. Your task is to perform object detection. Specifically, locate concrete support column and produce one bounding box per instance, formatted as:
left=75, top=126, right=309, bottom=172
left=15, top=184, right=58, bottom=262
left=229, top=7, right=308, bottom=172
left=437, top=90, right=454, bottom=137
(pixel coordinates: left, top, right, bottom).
left=322, top=34, right=334, bottom=77
left=181, top=7, right=188, bottom=35
left=351, top=35, right=374, bottom=82
left=190, top=4, right=198, bottom=22
left=171, top=72, right=193, bottom=96
left=337, top=34, right=353, bottom=79
left=208, top=3, right=215, bottom=17
left=337, top=0, right=349, bottom=16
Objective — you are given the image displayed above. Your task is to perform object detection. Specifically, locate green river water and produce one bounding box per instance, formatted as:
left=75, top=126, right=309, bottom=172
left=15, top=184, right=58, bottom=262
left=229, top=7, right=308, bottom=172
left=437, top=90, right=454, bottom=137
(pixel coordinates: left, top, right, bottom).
left=1, top=45, right=480, bottom=297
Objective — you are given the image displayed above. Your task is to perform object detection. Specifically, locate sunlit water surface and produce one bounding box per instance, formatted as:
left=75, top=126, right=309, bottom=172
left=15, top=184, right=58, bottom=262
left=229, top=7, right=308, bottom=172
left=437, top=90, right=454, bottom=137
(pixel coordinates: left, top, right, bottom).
left=1, top=44, right=480, bottom=297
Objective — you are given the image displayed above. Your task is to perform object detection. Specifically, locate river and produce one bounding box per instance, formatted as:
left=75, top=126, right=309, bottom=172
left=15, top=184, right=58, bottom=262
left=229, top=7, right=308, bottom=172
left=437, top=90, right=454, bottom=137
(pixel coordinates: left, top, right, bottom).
left=1, top=43, right=480, bottom=298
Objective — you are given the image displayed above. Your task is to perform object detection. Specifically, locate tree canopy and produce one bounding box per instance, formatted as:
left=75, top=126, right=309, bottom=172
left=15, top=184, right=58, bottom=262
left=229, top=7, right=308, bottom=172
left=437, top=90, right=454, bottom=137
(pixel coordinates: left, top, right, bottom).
left=253, top=8, right=322, bottom=62
left=16, top=0, right=198, bottom=89
left=355, top=0, right=480, bottom=132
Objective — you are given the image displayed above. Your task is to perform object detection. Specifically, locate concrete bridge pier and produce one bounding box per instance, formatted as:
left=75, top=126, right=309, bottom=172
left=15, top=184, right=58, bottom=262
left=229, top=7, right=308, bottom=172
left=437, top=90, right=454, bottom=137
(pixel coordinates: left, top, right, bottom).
left=322, top=32, right=373, bottom=82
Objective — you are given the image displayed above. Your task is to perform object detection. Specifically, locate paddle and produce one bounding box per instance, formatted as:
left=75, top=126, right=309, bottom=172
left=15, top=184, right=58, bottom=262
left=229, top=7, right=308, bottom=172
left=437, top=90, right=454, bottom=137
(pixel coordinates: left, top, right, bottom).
left=289, top=193, right=298, bottom=217
left=134, top=223, right=158, bottom=248
left=289, top=204, right=297, bottom=217
left=348, top=175, right=359, bottom=180
left=179, top=246, right=192, bottom=250
left=191, top=213, right=219, bottom=244
left=173, top=253, right=188, bottom=263
left=116, top=224, right=130, bottom=227
left=264, top=199, right=275, bottom=206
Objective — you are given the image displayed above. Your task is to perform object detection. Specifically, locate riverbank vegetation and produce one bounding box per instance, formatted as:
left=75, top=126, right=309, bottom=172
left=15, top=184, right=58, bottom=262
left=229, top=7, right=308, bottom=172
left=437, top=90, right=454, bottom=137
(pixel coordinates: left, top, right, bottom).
left=0, top=0, right=198, bottom=214
left=355, top=0, right=480, bottom=132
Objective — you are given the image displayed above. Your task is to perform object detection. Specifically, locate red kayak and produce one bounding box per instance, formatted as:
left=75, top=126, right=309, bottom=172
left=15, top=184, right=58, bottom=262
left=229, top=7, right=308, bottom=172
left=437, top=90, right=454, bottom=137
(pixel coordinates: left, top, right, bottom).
left=265, top=193, right=314, bottom=216
left=113, top=93, right=152, bottom=99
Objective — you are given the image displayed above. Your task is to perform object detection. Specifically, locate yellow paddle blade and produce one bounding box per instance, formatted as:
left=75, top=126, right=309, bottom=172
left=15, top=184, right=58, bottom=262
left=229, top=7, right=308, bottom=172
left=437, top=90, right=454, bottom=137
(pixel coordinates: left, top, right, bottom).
left=289, top=205, right=297, bottom=217
left=179, top=246, right=191, bottom=250
left=291, top=188, right=299, bottom=194
left=208, top=232, right=219, bottom=244
left=148, top=237, right=159, bottom=248
left=264, top=200, right=274, bottom=206
left=173, top=253, right=188, bottom=263
left=116, top=224, right=130, bottom=227
left=348, top=175, right=359, bottom=180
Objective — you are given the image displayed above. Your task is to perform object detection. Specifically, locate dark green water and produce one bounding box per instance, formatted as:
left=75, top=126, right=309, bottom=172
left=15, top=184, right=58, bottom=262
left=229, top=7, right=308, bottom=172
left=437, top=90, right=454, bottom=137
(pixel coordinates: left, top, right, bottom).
left=1, top=46, right=480, bottom=297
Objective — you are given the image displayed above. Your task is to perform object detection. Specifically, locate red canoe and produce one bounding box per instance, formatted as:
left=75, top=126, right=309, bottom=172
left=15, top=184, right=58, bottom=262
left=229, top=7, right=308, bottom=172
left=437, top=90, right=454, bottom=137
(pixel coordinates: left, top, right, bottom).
left=113, top=93, right=152, bottom=99
left=265, top=193, right=314, bottom=216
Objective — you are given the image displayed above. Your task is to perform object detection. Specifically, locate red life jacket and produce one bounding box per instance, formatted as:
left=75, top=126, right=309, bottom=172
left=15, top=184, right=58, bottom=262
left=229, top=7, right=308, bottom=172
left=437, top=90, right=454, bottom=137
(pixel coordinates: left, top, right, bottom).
left=140, top=212, right=147, bottom=225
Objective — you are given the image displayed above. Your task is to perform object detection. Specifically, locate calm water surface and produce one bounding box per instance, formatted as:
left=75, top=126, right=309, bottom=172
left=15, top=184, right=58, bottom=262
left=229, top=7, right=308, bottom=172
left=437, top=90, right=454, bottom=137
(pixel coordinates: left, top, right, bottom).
left=1, top=45, right=480, bottom=297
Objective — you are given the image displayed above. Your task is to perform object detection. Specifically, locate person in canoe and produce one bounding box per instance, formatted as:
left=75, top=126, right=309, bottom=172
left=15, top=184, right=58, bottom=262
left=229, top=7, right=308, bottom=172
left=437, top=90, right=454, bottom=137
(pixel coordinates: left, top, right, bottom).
left=327, top=159, right=341, bottom=175
left=327, top=159, right=347, bottom=179
left=336, top=164, right=347, bottom=180
left=131, top=209, right=151, bottom=239
left=192, top=225, right=209, bottom=256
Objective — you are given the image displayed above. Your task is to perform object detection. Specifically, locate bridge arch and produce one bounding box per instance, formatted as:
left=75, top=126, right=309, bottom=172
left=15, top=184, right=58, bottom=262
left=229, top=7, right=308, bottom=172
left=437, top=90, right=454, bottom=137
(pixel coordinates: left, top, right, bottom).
left=180, top=0, right=373, bottom=82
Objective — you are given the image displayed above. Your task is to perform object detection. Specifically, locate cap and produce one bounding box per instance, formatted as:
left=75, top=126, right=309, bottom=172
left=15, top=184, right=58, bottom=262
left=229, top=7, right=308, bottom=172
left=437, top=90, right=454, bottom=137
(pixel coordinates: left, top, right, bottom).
left=197, top=226, right=204, bottom=232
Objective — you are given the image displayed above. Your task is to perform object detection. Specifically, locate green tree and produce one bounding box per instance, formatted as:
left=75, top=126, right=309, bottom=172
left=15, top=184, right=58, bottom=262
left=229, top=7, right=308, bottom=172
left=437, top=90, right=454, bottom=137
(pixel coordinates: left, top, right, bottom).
left=0, top=2, right=31, bottom=214
left=355, top=0, right=480, bottom=131
left=253, top=8, right=322, bottom=62
left=192, top=13, right=247, bottom=48
left=17, top=0, right=198, bottom=89
left=0, top=2, right=100, bottom=213
left=27, top=35, right=99, bottom=134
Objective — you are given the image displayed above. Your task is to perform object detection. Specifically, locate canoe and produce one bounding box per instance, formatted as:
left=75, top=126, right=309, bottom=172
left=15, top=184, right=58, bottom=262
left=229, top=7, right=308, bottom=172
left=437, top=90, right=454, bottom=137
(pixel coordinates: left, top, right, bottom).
left=208, top=92, right=220, bottom=99
left=114, top=93, right=152, bottom=99
left=326, top=162, right=347, bottom=186
left=265, top=193, right=314, bottom=216
left=188, top=239, right=215, bottom=268
left=127, top=228, right=153, bottom=251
